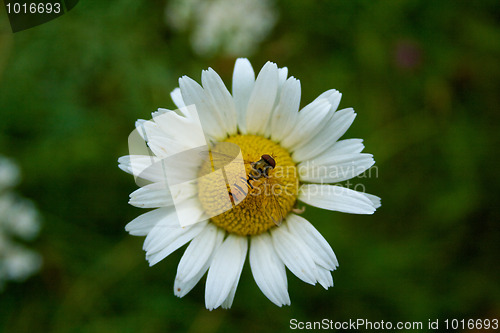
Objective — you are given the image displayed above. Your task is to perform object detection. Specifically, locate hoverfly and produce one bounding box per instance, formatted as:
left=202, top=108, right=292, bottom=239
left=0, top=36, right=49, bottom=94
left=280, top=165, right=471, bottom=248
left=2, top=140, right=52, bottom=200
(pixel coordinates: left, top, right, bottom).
left=199, top=143, right=286, bottom=226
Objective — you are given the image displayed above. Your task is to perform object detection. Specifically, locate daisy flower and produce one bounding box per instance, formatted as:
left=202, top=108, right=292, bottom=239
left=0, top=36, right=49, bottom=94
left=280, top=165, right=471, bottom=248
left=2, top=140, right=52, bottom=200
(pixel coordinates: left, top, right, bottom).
left=119, top=59, right=380, bottom=310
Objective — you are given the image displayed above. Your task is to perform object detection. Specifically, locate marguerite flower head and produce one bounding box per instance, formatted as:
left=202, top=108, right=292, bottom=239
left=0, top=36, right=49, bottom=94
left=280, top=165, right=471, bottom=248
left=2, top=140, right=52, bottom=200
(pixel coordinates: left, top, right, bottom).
left=119, top=58, right=380, bottom=310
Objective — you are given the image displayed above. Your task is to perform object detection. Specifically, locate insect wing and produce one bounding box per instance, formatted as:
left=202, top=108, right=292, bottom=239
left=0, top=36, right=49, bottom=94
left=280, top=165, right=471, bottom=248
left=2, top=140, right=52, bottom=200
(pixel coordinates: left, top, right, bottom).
left=198, top=142, right=251, bottom=206
left=198, top=142, right=251, bottom=174
left=227, top=176, right=250, bottom=206
left=262, top=178, right=285, bottom=226
left=269, top=193, right=285, bottom=226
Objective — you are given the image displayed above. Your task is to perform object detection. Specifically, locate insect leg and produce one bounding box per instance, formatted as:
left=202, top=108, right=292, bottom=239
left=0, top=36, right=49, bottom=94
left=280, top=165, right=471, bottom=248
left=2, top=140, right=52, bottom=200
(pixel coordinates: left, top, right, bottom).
left=246, top=177, right=254, bottom=189
left=227, top=191, right=236, bottom=206
left=292, top=206, right=306, bottom=214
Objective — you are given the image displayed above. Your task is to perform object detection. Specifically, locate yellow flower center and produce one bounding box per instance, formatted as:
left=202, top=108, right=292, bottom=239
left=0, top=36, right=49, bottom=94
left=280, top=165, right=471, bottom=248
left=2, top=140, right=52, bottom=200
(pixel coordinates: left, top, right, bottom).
left=197, top=135, right=298, bottom=236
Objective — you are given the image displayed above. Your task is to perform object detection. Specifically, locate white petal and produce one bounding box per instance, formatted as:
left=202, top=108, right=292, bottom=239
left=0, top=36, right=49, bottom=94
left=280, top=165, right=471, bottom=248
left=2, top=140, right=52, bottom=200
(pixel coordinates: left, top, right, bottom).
left=142, top=209, right=182, bottom=251
left=250, top=233, right=290, bottom=306
left=299, top=185, right=377, bottom=214
left=172, top=197, right=207, bottom=227
left=118, top=155, right=164, bottom=183
left=280, top=98, right=332, bottom=150
left=221, top=280, right=238, bottom=309
left=286, top=214, right=338, bottom=270
left=261, top=67, right=293, bottom=138
left=232, top=58, right=255, bottom=134
left=202, top=68, right=237, bottom=136
left=362, top=193, right=382, bottom=208
left=245, top=61, right=279, bottom=135
left=314, top=89, right=341, bottom=111
left=278, top=67, right=288, bottom=88
left=292, top=108, right=357, bottom=162
left=174, top=261, right=207, bottom=299
left=271, top=226, right=317, bottom=285
left=118, top=155, right=135, bottom=175
left=139, top=119, right=184, bottom=158
left=134, top=119, right=148, bottom=140
left=315, top=266, right=334, bottom=290
left=175, top=224, right=223, bottom=282
left=140, top=119, right=166, bottom=141
left=273, top=66, right=289, bottom=108
left=329, top=138, right=365, bottom=155
left=134, top=120, right=184, bottom=159
left=279, top=89, right=339, bottom=147
left=170, top=87, right=186, bottom=109
left=128, top=182, right=173, bottom=208
left=158, top=150, right=202, bottom=186
left=174, top=224, right=225, bottom=297
left=205, top=235, right=248, bottom=310
left=269, top=77, right=301, bottom=142
left=179, top=75, right=226, bottom=140
left=145, top=220, right=208, bottom=266
left=298, top=153, right=375, bottom=183
left=151, top=108, right=207, bottom=150
left=125, top=207, right=173, bottom=236
left=146, top=135, right=184, bottom=159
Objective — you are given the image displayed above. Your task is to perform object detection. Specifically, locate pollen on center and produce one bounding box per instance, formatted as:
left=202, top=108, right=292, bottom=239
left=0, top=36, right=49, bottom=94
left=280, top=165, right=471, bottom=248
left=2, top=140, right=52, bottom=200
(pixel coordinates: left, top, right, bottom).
left=197, top=135, right=298, bottom=236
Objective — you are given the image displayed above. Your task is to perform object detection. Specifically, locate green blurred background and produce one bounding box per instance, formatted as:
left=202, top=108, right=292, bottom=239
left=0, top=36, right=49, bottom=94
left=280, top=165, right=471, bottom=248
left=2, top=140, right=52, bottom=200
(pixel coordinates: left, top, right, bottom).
left=1, top=0, right=499, bottom=332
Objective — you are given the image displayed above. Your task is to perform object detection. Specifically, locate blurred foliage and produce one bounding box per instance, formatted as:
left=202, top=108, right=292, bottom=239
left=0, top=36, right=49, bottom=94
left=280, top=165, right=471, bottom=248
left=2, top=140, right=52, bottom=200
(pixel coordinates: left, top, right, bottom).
left=0, top=0, right=499, bottom=332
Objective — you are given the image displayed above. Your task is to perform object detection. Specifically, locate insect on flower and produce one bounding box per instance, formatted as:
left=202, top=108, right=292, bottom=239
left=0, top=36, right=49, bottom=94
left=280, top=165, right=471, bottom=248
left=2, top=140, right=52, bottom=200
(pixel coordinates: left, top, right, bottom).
left=199, top=143, right=286, bottom=226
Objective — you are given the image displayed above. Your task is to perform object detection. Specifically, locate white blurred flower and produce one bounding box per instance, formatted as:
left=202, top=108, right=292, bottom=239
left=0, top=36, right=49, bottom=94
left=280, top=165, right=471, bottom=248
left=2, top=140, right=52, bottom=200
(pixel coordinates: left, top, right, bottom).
left=0, top=157, right=19, bottom=190
left=0, top=156, right=42, bottom=291
left=166, top=0, right=277, bottom=56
